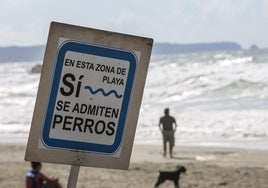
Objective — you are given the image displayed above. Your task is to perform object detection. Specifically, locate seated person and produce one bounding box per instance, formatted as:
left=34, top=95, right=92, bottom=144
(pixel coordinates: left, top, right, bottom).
left=26, top=162, right=62, bottom=188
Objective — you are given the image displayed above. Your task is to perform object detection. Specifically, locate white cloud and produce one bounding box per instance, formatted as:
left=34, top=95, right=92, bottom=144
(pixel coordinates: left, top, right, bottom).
left=0, top=0, right=267, bottom=47
left=114, top=12, right=136, bottom=25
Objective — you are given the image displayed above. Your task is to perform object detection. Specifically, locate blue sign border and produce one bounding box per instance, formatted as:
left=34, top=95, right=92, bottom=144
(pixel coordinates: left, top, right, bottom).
left=41, top=41, right=137, bottom=154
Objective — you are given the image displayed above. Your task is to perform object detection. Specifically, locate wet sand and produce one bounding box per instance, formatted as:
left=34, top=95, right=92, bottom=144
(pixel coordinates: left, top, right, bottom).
left=0, top=143, right=268, bottom=187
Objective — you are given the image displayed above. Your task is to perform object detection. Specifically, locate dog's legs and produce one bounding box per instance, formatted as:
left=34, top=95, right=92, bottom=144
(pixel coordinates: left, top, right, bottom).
left=173, top=179, right=179, bottom=188
left=154, top=177, right=165, bottom=188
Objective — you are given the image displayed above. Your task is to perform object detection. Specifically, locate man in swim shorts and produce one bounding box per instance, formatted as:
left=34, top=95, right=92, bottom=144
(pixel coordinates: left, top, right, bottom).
left=159, top=108, right=177, bottom=158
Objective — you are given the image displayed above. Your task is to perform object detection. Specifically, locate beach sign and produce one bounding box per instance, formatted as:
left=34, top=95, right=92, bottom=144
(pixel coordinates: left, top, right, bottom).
left=25, top=22, right=153, bottom=170
left=42, top=40, right=137, bottom=154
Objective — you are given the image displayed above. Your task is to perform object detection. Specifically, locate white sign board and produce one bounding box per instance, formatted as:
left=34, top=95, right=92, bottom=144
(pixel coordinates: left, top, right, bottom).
left=25, top=22, right=153, bottom=169
left=43, top=39, right=138, bottom=154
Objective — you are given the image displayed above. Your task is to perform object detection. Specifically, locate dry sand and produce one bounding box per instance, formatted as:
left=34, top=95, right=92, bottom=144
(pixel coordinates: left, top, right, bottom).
left=0, top=143, right=268, bottom=188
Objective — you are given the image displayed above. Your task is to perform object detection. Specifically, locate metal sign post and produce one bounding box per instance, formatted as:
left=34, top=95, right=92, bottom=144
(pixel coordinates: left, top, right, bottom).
left=67, top=165, right=80, bottom=188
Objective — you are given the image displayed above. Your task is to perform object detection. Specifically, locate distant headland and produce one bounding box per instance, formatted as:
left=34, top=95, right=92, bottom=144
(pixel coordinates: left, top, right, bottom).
left=152, top=42, right=242, bottom=55
left=0, top=42, right=249, bottom=62
left=0, top=45, right=45, bottom=63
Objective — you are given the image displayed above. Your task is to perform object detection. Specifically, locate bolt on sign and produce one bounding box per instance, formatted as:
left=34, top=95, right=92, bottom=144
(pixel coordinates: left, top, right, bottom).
left=25, top=22, right=153, bottom=169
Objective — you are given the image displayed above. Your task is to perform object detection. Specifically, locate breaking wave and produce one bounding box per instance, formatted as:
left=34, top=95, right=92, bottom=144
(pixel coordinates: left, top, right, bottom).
left=1, top=49, right=268, bottom=148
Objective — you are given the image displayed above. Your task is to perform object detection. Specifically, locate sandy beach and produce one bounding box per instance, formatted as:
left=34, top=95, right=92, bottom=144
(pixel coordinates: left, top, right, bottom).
left=0, top=143, right=268, bottom=188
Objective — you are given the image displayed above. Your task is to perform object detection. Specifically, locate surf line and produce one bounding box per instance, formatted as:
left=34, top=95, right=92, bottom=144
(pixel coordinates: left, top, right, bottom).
left=84, top=85, right=123, bottom=98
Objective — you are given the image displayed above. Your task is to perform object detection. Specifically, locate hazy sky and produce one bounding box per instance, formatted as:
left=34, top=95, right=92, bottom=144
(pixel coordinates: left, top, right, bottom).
left=0, top=0, right=267, bottom=48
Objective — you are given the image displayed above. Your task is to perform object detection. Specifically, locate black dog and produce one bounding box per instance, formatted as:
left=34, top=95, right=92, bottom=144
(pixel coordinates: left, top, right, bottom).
left=154, top=166, right=186, bottom=188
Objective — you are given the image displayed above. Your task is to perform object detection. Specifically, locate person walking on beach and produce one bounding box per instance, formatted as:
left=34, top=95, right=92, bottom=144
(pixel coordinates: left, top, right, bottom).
left=159, top=108, right=177, bottom=158
left=26, top=162, right=62, bottom=188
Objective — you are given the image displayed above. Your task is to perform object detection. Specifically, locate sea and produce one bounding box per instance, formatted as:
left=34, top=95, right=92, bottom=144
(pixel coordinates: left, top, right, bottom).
left=1, top=49, right=268, bottom=149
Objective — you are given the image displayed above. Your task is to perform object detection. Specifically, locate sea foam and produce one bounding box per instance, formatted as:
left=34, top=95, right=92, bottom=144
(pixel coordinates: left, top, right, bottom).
left=1, top=49, right=268, bottom=149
